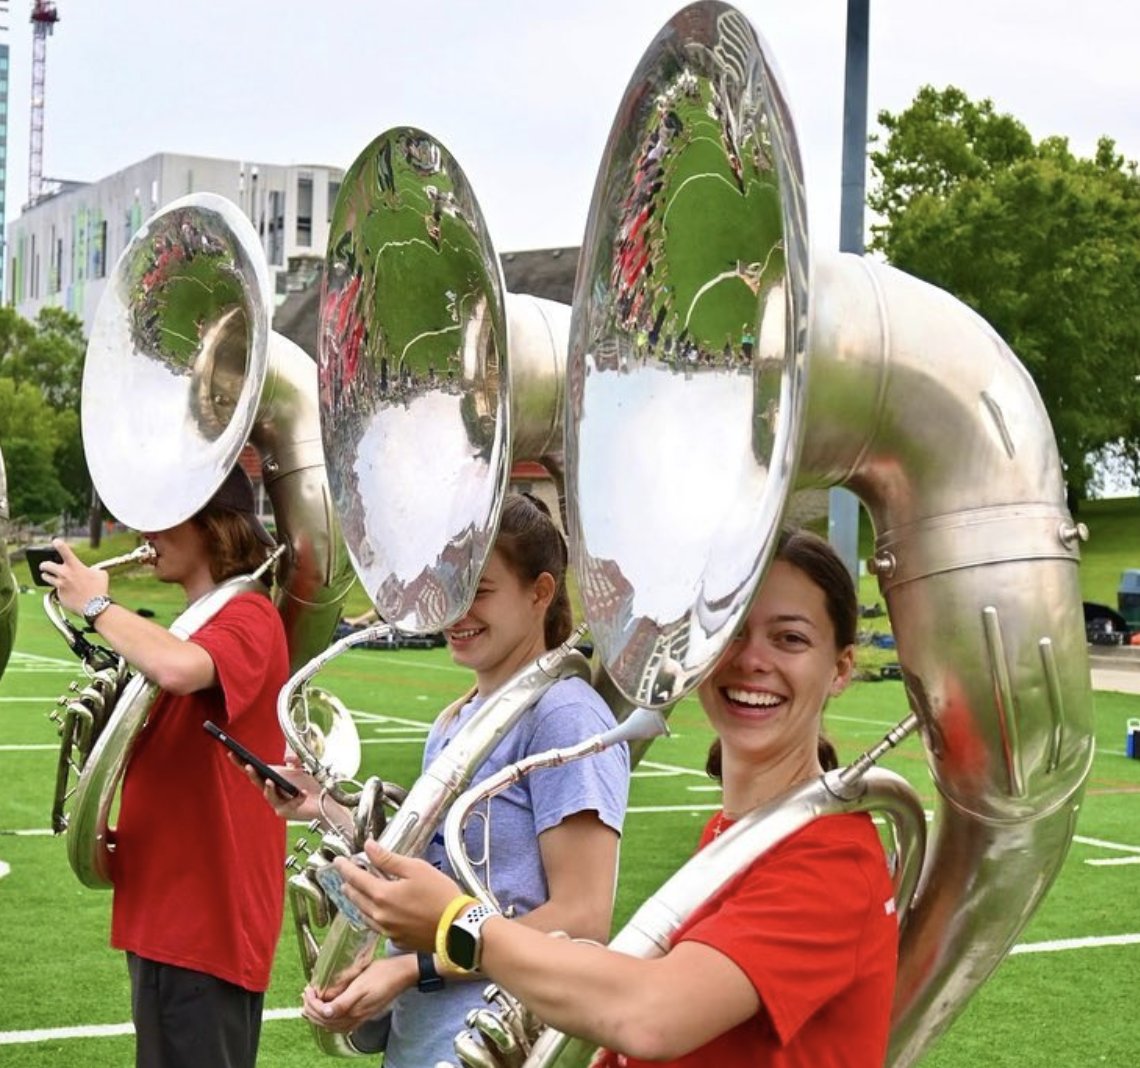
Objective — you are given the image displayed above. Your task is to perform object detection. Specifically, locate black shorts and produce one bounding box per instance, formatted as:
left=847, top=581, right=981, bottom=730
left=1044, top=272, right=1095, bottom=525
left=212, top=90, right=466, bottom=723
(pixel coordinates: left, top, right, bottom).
left=125, top=953, right=264, bottom=1068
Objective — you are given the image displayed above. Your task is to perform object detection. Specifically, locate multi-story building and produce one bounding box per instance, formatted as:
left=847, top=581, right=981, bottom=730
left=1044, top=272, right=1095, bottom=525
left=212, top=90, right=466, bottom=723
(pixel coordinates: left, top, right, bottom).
left=6, top=151, right=343, bottom=333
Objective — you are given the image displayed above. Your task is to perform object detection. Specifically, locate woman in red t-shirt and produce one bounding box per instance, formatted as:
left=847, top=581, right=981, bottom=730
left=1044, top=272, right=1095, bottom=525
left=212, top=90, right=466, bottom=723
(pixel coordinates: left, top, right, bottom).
left=327, top=528, right=899, bottom=1068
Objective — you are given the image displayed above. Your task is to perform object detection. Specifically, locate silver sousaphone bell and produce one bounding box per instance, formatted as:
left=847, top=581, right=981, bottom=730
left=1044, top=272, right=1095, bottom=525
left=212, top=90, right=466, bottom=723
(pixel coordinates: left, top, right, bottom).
left=53, top=194, right=358, bottom=890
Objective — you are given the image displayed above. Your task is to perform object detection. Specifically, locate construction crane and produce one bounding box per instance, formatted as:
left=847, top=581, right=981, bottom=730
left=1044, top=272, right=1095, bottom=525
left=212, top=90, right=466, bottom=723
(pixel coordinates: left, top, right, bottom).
left=28, top=0, right=59, bottom=205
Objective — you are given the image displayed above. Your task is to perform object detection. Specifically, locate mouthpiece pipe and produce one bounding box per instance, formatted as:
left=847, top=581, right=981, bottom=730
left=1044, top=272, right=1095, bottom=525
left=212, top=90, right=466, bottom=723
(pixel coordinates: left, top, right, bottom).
left=43, top=543, right=158, bottom=657
left=836, top=713, right=921, bottom=794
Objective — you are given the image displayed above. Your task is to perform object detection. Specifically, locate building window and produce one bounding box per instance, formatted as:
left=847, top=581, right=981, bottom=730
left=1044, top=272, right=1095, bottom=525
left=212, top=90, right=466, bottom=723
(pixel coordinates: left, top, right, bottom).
left=49, top=236, right=62, bottom=294
left=267, top=190, right=284, bottom=266
left=296, top=175, right=313, bottom=247
left=93, top=220, right=107, bottom=279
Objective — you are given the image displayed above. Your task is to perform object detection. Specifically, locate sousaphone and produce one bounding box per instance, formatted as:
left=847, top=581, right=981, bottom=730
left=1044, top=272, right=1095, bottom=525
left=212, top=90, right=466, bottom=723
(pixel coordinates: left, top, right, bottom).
left=566, top=5, right=1093, bottom=1065
left=52, top=194, right=357, bottom=889
left=443, top=3, right=1094, bottom=1066
left=285, top=128, right=599, bottom=1056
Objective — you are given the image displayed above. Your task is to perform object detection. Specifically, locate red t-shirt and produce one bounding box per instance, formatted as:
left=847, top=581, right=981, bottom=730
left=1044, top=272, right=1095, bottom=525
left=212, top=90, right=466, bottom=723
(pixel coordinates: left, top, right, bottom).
left=597, top=812, right=898, bottom=1068
left=110, top=592, right=289, bottom=992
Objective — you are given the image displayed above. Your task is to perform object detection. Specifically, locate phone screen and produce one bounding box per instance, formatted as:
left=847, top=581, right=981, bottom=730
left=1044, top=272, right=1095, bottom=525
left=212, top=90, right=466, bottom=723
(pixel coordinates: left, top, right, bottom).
left=203, top=720, right=300, bottom=798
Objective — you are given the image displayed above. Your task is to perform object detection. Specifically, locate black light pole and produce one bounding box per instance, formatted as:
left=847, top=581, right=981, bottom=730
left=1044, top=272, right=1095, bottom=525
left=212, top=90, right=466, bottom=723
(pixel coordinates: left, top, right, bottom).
left=829, top=0, right=870, bottom=585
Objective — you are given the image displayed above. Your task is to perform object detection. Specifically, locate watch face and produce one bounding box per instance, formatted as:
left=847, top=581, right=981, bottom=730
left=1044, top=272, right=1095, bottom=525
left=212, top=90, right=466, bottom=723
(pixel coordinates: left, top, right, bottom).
left=84, top=596, right=112, bottom=624
left=447, top=926, right=479, bottom=971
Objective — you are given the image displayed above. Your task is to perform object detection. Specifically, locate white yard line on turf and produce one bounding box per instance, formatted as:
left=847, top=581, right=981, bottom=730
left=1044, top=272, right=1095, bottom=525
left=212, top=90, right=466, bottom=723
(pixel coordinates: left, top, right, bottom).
left=0, top=1007, right=303, bottom=1045
left=5, top=933, right=1140, bottom=1046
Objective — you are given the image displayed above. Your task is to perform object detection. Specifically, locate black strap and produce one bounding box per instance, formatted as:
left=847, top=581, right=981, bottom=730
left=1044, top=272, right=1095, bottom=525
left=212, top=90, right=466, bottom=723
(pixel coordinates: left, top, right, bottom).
left=416, top=951, right=445, bottom=993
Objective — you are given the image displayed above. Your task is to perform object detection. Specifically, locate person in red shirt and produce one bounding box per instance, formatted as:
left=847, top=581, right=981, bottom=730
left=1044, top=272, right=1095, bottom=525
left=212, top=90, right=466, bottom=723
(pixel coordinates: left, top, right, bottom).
left=41, top=466, right=289, bottom=1068
left=324, top=528, right=899, bottom=1068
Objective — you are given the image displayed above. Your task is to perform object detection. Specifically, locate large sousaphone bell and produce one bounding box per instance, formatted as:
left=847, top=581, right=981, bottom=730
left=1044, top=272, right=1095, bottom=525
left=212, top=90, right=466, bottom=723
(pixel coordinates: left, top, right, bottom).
left=83, top=193, right=354, bottom=665
left=558, top=3, right=1093, bottom=1066
left=285, top=127, right=597, bottom=1056
left=56, top=194, right=357, bottom=889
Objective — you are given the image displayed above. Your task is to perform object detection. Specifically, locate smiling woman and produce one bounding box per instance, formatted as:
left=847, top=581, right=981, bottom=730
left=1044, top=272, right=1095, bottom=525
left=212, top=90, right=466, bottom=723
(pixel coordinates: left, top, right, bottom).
left=251, top=492, right=633, bottom=1068
left=321, top=527, right=898, bottom=1068
left=702, top=526, right=858, bottom=788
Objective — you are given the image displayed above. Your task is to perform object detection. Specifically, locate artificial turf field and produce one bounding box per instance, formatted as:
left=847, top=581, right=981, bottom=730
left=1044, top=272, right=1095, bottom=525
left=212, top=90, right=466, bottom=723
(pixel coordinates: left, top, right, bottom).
left=0, top=559, right=1137, bottom=1068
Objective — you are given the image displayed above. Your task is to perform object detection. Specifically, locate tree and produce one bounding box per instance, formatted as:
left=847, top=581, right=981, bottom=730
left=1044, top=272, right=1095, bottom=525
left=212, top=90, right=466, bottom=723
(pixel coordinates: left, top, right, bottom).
left=0, top=378, right=73, bottom=524
left=868, top=86, right=1140, bottom=501
left=0, top=306, right=89, bottom=525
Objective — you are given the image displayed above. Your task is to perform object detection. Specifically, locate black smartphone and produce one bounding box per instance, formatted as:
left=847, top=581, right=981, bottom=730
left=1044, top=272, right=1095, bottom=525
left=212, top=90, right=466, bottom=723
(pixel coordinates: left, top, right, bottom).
left=26, top=545, right=64, bottom=587
left=203, top=720, right=301, bottom=798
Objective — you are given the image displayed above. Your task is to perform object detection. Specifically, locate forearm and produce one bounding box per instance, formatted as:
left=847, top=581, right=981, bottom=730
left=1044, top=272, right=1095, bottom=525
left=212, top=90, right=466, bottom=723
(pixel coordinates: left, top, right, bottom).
left=514, top=893, right=612, bottom=943
left=479, top=919, right=658, bottom=1053
left=90, top=602, right=214, bottom=694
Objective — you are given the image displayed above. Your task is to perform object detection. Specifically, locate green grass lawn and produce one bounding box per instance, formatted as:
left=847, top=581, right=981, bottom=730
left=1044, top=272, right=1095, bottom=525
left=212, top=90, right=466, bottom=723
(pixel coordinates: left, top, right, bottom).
left=1, top=502, right=1138, bottom=1066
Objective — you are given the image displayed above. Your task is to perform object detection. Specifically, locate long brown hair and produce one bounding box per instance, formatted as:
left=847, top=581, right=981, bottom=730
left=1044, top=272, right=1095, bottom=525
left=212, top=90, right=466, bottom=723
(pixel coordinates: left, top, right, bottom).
left=706, top=528, right=857, bottom=779
left=192, top=507, right=275, bottom=587
left=494, top=493, right=571, bottom=649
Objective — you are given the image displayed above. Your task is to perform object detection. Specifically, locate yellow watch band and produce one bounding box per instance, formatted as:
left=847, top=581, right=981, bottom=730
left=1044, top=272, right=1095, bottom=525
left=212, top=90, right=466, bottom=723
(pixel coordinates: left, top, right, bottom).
left=435, top=894, right=479, bottom=971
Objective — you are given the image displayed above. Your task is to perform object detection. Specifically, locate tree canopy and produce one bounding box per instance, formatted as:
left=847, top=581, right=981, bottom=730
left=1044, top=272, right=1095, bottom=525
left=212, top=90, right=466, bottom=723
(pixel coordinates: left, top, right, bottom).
left=0, top=306, right=88, bottom=525
left=868, top=85, right=1140, bottom=501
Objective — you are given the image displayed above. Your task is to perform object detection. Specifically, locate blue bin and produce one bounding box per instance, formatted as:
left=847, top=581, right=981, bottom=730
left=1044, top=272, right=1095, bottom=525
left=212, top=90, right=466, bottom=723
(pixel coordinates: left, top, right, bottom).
left=1127, top=719, right=1140, bottom=760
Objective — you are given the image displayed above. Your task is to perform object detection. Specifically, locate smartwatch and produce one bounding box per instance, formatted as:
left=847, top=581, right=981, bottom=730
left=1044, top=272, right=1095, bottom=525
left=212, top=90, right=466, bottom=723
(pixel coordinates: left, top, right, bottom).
left=83, top=595, right=114, bottom=627
left=416, top=952, right=445, bottom=993
left=445, top=903, right=497, bottom=972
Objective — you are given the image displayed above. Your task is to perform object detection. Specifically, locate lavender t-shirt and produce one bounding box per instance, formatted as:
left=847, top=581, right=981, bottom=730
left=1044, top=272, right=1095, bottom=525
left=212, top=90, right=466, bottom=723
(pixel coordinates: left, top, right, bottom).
left=382, top=675, right=630, bottom=1068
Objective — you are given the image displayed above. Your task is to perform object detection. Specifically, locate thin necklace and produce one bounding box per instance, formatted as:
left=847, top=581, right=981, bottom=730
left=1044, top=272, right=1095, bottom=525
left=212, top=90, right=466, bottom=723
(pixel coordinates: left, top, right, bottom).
left=712, top=812, right=736, bottom=839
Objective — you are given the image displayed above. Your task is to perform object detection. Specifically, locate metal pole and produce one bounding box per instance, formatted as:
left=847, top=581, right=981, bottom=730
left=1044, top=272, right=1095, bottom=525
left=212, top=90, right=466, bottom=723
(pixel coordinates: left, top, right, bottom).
left=829, top=0, right=870, bottom=585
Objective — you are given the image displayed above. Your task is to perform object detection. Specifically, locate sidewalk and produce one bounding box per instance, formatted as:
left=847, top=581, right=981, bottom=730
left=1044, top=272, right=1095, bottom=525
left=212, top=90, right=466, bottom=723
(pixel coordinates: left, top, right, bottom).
left=1091, top=668, right=1140, bottom=695
left=1089, top=647, right=1140, bottom=695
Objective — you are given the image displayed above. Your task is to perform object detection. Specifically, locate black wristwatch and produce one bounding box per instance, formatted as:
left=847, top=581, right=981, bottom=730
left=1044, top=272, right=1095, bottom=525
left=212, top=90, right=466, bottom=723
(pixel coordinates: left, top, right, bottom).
left=416, top=951, right=445, bottom=993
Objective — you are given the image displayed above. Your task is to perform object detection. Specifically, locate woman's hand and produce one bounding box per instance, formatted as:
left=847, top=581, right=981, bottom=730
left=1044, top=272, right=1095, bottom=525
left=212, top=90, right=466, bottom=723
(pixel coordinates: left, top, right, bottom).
left=335, top=840, right=463, bottom=950
left=301, top=955, right=417, bottom=1033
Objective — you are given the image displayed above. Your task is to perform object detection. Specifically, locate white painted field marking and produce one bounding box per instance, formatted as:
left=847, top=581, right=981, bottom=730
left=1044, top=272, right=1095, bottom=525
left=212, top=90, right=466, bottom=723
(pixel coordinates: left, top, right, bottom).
left=633, top=760, right=708, bottom=779
left=359, top=736, right=427, bottom=746
left=827, top=712, right=900, bottom=729
left=0, top=1007, right=303, bottom=1045
left=1073, top=834, right=1140, bottom=854
left=1011, top=933, right=1140, bottom=955
left=350, top=709, right=431, bottom=730
left=4, top=651, right=79, bottom=670
left=0, top=696, right=76, bottom=702
left=0, top=859, right=9, bottom=879
left=0, top=931, right=1135, bottom=1046
left=353, top=655, right=468, bottom=675
left=1073, top=833, right=1140, bottom=866
left=0, top=744, right=57, bottom=751
left=628, top=803, right=720, bottom=815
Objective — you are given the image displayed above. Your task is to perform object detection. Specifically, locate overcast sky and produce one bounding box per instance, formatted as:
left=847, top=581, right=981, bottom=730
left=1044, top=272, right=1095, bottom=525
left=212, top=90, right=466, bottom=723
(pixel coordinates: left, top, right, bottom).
left=1, top=0, right=1132, bottom=252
